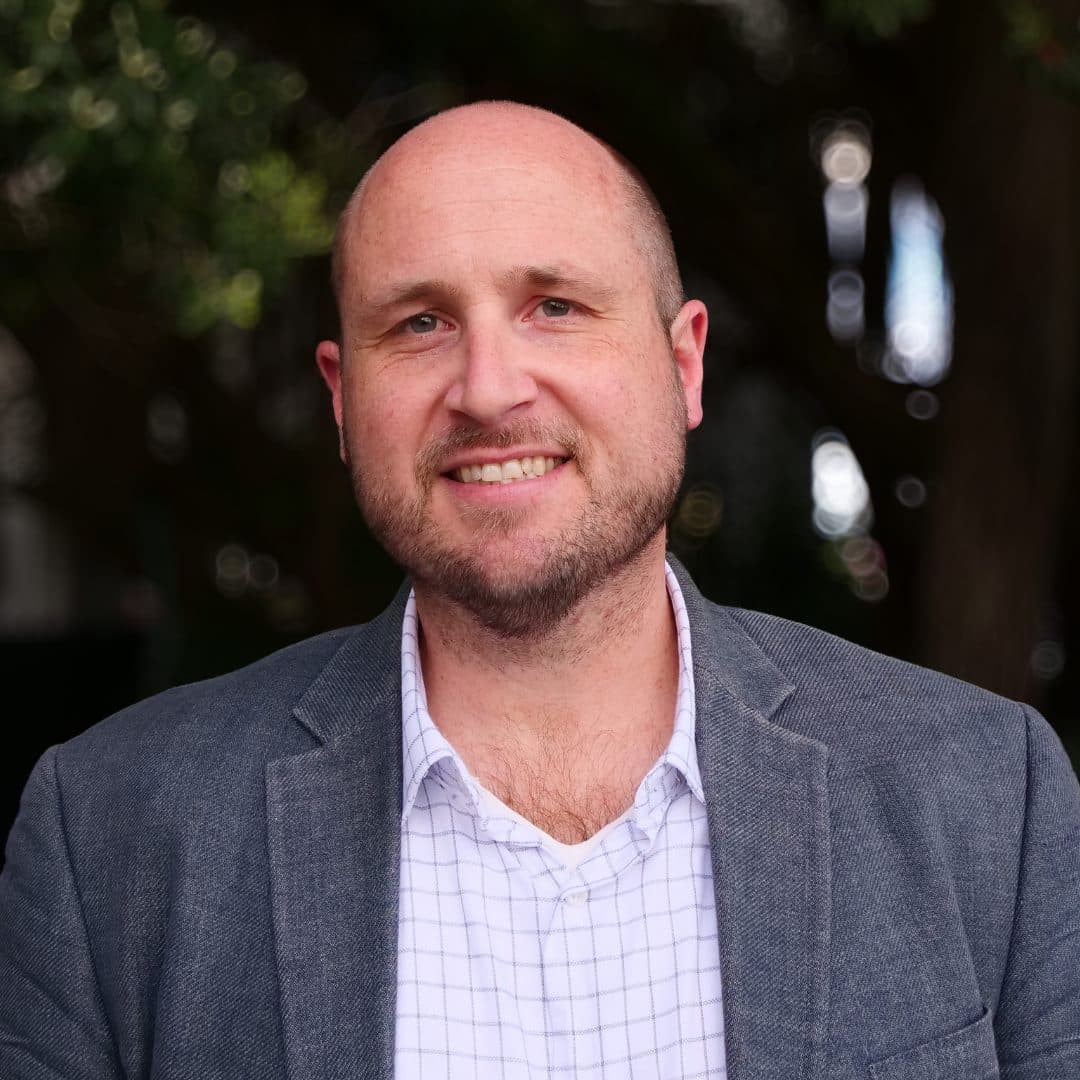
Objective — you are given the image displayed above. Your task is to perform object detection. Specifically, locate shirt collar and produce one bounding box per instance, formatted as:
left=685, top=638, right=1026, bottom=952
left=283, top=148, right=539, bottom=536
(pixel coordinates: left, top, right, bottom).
left=656, top=559, right=705, bottom=802
left=399, top=590, right=458, bottom=821
left=399, top=559, right=703, bottom=822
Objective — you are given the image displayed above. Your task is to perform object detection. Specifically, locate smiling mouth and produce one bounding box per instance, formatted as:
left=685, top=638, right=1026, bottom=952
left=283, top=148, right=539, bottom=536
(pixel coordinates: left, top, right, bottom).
left=448, top=456, right=568, bottom=484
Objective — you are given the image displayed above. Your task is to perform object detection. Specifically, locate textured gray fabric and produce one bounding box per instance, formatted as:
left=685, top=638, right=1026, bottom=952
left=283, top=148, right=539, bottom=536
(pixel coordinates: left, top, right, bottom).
left=1, top=561, right=1078, bottom=1079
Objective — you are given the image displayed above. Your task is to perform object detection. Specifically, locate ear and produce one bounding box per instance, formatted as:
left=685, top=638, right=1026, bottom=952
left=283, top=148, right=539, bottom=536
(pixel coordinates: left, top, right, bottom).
left=669, top=300, right=707, bottom=430
left=315, top=339, right=347, bottom=462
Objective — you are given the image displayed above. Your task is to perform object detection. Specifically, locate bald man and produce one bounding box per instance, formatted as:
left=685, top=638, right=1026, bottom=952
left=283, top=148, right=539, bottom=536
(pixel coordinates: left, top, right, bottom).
left=2, top=103, right=1078, bottom=1080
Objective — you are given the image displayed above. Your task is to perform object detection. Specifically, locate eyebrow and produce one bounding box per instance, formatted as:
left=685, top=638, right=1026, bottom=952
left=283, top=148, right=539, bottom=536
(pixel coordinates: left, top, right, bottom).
left=358, top=279, right=466, bottom=318
left=357, top=264, right=619, bottom=320
left=495, top=264, right=620, bottom=306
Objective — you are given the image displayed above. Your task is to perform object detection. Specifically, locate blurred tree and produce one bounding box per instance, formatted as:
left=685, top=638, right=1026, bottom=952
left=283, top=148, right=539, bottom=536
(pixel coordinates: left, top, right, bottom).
left=0, top=0, right=368, bottom=672
left=0, top=0, right=361, bottom=332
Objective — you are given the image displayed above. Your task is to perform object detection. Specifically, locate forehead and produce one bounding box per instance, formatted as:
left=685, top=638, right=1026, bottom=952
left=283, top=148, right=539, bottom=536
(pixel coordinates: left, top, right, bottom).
left=342, top=119, right=646, bottom=303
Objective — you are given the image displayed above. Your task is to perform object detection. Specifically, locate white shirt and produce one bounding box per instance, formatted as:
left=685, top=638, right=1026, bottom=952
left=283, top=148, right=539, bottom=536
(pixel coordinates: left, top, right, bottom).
left=394, top=565, right=727, bottom=1078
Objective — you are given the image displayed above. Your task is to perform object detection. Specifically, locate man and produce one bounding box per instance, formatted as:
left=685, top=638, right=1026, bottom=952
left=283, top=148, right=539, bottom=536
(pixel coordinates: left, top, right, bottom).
left=1, top=102, right=1077, bottom=1080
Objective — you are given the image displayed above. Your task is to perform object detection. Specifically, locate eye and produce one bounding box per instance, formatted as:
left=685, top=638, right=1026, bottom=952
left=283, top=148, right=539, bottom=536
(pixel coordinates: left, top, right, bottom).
left=403, top=312, right=441, bottom=334
left=539, top=298, right=572, bottom=318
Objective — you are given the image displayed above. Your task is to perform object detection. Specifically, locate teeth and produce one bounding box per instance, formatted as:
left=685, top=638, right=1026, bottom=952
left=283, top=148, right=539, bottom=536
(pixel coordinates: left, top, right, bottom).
left=454, top=456, right=565, bottom=484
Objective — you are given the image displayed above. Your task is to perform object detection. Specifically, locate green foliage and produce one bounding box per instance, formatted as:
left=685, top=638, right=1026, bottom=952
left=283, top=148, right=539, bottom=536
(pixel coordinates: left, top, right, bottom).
left=0, top=0, right=358, bottom=333
left=823, top=0, right=936, bottom=39
left=1003, top=0, right=1080, bottom=96
left=824, top=0, right=1080, bottom=91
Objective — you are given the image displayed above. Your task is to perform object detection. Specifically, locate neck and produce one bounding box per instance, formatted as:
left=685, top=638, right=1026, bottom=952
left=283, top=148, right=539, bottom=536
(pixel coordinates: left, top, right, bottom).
left=414, top=536, right=679, bottom=841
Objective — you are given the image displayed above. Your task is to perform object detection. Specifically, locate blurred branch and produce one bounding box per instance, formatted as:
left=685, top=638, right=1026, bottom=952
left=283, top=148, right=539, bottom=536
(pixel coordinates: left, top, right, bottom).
left=825, top=0, right=1080, bottom=96
left=1003, top=0, right=1080, bottom=96
left=0, top=0, right=362, bottom=336
left=824, top=0, right=935, bottom=38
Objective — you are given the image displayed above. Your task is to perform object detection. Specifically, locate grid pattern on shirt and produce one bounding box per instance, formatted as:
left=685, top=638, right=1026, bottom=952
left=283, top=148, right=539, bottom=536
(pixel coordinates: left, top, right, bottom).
left=395, top=565, right=727, bottom=1079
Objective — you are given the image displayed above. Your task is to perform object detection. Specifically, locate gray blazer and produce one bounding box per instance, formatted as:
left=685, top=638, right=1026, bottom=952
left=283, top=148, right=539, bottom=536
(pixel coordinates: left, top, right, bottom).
left=2, top=561, right=1078, bottom=1079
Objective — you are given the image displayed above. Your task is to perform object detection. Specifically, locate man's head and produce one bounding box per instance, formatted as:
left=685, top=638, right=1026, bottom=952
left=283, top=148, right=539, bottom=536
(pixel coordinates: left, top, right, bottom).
left=316, top=102, right=708, bottom=637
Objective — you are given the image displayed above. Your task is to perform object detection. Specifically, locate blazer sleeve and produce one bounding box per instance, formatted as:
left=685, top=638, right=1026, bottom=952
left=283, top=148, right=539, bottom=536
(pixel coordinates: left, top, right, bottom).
left=0, top=747, right=122, bottom=1080
left=994, top=705, right=1080, bottom=1080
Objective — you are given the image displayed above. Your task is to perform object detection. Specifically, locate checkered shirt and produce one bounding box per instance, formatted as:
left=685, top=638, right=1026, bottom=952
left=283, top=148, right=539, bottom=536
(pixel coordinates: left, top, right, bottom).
left=394, top=564, right=727, bottom=1078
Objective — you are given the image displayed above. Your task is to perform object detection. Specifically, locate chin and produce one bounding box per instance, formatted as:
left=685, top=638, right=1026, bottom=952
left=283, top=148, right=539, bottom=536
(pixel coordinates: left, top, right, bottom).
left=412, top=514, right=663, bottom=640
left=422, top=555, right=593, bottom=639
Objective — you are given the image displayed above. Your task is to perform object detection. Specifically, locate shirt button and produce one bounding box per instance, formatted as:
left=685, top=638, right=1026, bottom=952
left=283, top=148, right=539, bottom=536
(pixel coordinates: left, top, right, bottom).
left=564, top=890, right=588, bottom=907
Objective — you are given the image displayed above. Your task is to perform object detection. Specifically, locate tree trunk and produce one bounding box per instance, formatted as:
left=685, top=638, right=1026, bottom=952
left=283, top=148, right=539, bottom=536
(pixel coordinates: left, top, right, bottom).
left=918, top=1, right=1078, bottom=702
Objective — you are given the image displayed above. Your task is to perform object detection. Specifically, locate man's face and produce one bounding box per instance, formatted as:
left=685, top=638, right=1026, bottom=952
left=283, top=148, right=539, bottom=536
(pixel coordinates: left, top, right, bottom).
left=317, top=112, right=706, bottom=636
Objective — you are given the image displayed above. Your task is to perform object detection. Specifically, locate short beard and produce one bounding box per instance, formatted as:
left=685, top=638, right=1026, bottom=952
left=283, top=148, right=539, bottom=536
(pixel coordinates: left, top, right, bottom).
left=346, top=387, right=686, bottom=640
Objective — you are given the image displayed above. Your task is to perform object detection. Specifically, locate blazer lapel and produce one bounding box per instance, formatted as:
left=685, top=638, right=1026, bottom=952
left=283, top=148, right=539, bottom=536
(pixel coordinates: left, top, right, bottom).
left=672, top=560, right=832, bottom=1080
left=266, top=593, right=408, bottom=1080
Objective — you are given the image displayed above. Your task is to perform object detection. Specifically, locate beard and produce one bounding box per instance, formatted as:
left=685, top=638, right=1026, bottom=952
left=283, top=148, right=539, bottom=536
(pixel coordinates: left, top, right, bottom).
left=345, top=376, right=687, bottom=639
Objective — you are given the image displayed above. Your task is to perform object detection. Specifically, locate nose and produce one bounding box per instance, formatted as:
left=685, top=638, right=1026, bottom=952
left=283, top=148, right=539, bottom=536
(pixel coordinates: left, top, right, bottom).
left=443, top=316, right=538, bottom=425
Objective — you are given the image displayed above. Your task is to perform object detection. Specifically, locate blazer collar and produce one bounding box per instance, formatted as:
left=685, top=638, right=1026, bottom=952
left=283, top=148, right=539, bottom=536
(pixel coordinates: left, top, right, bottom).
left=290, top=582, right=410, bottom=749
left=671, top=557, right=832, bottom=1080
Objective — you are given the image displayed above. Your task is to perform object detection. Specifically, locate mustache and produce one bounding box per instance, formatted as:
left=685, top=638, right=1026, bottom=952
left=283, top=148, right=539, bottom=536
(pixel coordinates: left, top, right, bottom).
left=416, top=420, right=584, bottom=480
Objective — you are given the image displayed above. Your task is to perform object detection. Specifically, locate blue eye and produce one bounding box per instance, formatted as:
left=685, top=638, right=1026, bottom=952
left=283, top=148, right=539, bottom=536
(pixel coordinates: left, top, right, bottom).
left=405, top=313, right=439, bottom=334
left=540, top=298, right=571, bottom=317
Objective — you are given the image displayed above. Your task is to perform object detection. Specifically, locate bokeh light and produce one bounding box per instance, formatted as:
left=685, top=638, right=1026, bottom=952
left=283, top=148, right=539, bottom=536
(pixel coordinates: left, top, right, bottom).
left=820, top=127, right=872, bottom=185
left=811, top=431, right=872, bottom=538
left=826, top=268, right=865, bottom=342
left=146, top=394, right=189, bottom=465
left=818, top=121, right=871, bottom=339
left=904, top=389, right=939, bottom=421
left=1031, top=639, right=1066, bottom=682
left=811, top=431, right=889, bottom=603
left=895, top=474, right=927, bottom=508
left=212, top=542, right=310, bottom=632
left=884, top=178, right=953, bottom=386
left=672, top=483, right=724, bottom=549
left=823, top=181, right=869, bottom=264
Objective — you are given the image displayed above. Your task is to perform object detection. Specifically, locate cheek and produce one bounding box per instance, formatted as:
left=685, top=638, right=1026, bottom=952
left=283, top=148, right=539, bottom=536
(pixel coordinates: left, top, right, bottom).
left=612, top=365, right=687, bottom=458
left=579, top=349, right=677, bottom=429
left=347, top=376, right=440, bottom=478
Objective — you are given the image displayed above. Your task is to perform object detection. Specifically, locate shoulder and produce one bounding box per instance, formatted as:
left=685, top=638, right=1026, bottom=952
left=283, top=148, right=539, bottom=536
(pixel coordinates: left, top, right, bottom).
left=49, top=621, right=380, bottom=796
left=713, top=603, right=1033, bottom=772
left=702, top=605, right=1071, bottom=877
left=78, top=624, right=353, bottom=738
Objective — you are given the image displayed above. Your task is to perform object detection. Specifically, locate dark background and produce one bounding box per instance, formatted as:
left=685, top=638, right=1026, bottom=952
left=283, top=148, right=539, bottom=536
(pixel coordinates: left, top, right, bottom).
left=2, top=0, right=1078, bottom=858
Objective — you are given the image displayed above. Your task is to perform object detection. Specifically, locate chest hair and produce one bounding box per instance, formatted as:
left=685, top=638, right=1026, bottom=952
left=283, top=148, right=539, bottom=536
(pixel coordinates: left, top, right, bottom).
left=476, top=723, right=666, bottom=844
